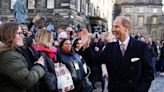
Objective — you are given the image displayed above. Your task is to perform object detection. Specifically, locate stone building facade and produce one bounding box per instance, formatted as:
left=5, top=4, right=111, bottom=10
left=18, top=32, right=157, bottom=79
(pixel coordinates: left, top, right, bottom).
left=118, top=0, right=164, bottom=40
left=0, top=0, right=113, bottom=33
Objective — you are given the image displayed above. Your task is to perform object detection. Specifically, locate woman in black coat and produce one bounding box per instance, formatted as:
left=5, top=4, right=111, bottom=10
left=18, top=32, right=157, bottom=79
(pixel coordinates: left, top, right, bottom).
left=160, top=43, right=164, bottom=72
left=33, top=29, right=58, bottom=92
left=58, top=38, right=87, bottom=92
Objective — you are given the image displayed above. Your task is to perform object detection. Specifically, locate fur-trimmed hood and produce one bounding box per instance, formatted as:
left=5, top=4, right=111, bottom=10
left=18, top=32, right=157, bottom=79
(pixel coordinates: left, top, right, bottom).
left=0, top=41, right=12, bottom=52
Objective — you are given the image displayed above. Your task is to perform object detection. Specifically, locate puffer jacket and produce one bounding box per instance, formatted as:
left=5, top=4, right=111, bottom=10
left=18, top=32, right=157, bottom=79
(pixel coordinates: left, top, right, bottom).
left=58, top=49, right=87, bottom=92
left=0, top=42, right=45, bottom=92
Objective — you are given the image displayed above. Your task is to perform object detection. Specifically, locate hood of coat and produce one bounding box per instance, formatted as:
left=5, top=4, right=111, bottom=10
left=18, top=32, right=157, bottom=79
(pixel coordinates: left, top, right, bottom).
left=0, top=41, right=12, bottom=52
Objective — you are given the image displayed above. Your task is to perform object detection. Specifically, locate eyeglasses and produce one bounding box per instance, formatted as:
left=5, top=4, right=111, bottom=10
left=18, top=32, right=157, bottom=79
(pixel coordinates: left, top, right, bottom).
left=64, top=43, right=72, bottom=46
left=77, top=42, right=82, bottom=44
left=16, top=32, right=24, bottom=35
left=22, top=28, right=28, bottom=31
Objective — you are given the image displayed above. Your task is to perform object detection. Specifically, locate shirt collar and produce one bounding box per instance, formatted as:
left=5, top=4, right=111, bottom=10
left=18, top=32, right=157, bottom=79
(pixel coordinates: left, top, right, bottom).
left=119, top=35, right=130, bottom=50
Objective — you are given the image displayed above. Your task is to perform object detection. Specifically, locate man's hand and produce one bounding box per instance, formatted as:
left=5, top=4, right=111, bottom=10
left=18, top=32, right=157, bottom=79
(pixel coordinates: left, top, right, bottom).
left=79, top=28, right=91, bottom=49
left=32, top=15, right=41, bottom=23
left=35, top=56, right=44, bottom=66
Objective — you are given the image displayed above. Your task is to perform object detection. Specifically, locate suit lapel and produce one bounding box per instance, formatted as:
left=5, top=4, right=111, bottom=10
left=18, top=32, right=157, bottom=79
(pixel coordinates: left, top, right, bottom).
left=112, top=37, right=135, bottom=64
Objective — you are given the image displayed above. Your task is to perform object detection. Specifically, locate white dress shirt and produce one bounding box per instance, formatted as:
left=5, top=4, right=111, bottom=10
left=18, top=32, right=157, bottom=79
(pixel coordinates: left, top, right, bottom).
left=119, top=36, right=130, bottom=51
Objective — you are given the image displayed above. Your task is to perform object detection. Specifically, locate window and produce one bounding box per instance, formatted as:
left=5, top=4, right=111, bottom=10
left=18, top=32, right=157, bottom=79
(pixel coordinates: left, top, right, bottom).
left=10, top=0, right=17, bottom=9
left=92, top=8, right=95, bottom=16
left=153, top=8, right=157, bottom=14
left=47, top=0, right=54, bottom=9
left=129, top=0, right=134, bottom=3
left=139, top=7, right=143, bottom=13
left=81, top=0, right=84, bottom=13
left=77, top=0, right=81, bottom=12
left=126, top=8, right=130, bottom=13
left=28, top=0, right=35, bottom=9
left=138, top=16, right=144, bottom=26
left=152, top=16, right=157, bottom=24
left=85, top=3, right=89, bottom=15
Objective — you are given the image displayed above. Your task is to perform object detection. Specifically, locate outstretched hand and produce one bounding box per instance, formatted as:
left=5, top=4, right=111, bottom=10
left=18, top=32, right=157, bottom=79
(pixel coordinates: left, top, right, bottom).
left=79, top=28, right=91, bottom=50
left=35, top=56, right=44, bottom=66
left=32, top=15, right=41, bottom=23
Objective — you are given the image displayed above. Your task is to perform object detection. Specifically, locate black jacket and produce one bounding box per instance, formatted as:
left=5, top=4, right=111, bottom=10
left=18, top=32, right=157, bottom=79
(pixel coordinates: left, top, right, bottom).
left=34, top=51, right=57, bottom=92
left=58, top=49, right=87, bottom=92
left=99, top=37, right=154, bottom=92
left=160, top=46, right=164, bottom=59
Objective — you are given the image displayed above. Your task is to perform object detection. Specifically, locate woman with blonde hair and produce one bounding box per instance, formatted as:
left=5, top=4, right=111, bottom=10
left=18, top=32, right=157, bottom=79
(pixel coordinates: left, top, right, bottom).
left=33, top=29, right=58, bottom=92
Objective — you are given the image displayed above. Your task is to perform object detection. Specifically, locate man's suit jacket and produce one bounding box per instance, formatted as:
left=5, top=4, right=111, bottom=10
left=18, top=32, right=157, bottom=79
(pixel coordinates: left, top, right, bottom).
left=101, top=37, right=154, bottom=92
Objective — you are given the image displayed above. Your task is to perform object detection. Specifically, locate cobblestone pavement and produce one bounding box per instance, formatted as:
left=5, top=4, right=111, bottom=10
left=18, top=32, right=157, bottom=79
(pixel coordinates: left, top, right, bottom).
left=149, top=74, right=164, bottom=92
left=93, top=74, right=164, bottom=92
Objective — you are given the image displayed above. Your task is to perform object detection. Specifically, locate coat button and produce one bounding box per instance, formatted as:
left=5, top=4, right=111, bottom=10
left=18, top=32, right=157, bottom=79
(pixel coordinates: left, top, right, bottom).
left=131, top=66, right=134, bottom=70
left=116, top=80, right=120, bottom=84
left=113, top=66, right=117, bottom=70
left=128, top=80, right=133, bottom=84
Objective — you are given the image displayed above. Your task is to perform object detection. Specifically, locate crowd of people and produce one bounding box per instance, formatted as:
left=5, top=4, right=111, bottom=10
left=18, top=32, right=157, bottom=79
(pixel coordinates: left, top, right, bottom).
left=1, top=15, right=163, bottom=92
left=144, top=39, right=164, bottom=76
left=0, top=15, right=109, bottom=92
left=134, top=33, right=164, bottom=76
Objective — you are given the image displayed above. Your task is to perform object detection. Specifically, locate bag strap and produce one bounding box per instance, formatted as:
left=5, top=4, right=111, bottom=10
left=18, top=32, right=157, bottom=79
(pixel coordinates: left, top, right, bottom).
left=85, top=66, right=91, bottom=79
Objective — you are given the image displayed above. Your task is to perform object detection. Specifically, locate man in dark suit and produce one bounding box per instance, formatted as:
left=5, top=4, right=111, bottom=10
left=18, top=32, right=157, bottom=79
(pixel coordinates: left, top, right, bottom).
left=100, top=16, right=154, bottom=92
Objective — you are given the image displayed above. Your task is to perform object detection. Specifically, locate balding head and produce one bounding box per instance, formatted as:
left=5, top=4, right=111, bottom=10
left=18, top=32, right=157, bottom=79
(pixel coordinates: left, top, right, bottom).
left=115, top=16, right=130, bottom=30
left=112, top=16, right=131, bottom=42
left=66, top=27, right=73, bottom=32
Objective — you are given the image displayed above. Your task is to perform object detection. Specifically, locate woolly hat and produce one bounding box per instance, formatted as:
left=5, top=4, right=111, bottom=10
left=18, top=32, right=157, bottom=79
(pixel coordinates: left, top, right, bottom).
left=57, top=31, right=68, bottom=40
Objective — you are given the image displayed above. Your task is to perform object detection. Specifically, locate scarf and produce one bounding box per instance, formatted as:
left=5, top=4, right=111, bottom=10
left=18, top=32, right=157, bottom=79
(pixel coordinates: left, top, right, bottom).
left=33, top=45, right=58, bottom=62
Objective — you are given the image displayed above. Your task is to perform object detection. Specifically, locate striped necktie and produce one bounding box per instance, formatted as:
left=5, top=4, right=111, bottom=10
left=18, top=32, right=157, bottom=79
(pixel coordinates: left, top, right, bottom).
left=120, top=43, right=125, bottom=57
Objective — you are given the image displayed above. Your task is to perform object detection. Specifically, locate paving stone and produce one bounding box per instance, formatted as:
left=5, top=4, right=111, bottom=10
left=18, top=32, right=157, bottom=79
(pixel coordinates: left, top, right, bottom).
left=92, top=75, right=164, bottom=92
left=149, top=75, right=164, bottom=92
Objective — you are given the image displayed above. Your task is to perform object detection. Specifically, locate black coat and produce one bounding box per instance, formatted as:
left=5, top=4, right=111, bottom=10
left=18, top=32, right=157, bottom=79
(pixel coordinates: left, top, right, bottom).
left=99, top=37, right=154, bottom=92
left=160, top=46, right=164, bottom=59
left=77, top=47, right=95, bottom=69
left=150, top=44, right=158, bottom=57
left=34, top=51, right=57, bottom=92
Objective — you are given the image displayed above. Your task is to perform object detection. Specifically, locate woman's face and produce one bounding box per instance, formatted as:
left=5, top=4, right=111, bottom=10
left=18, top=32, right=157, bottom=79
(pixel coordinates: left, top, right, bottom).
left=21, top=26, right=28, bottom=34
left=62, top=40, right=72, bottom=53
left=75, top=40, right=83, bottom=50
left=14, top=26, right=24, bottom=46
